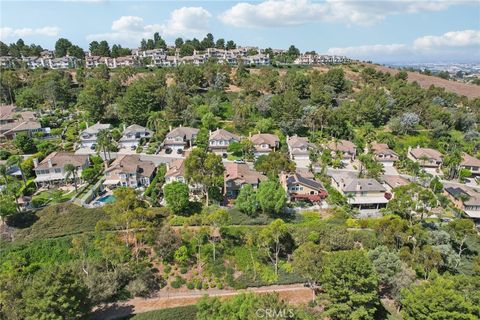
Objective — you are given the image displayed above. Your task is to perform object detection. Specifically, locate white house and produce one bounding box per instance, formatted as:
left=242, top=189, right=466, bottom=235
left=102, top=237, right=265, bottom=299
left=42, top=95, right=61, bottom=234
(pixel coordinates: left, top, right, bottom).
left=79, top=123, right=111, bottom=149
left=34, top=152, right=90, bottom=186
left=118, top=124, right=153, bottom=150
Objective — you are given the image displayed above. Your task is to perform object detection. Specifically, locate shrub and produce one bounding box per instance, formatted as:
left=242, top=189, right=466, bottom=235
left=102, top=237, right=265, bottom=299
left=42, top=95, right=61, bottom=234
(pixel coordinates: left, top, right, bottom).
left=170, top=276, right=185, bottom=289
left=180, top=266, right=188, bottom=274
left=195, top=281, right=203, bottom=290
left=187, top=282, right=195, bottom=290
left=163, top=265, right=172, bottom=274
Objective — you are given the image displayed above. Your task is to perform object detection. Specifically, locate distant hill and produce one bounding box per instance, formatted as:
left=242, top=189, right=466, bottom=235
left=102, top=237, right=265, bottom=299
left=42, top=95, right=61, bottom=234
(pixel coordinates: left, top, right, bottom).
left=371, top=64, right=480, bottom=99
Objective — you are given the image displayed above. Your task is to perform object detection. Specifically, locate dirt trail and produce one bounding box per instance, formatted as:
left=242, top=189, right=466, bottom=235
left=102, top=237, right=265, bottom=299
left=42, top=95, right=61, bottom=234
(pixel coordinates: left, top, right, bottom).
left=91, top=283, right=311, bottom=320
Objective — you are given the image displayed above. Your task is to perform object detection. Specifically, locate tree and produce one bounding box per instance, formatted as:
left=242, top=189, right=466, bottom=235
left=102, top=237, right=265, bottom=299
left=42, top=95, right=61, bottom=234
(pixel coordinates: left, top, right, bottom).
left=235, top=184, right=258, bottom=216
left=292, top=242, right=324, bottom=302
left=184, top=149, right=224, bottom=206
left=23, top=267, right=91, bottom=319
left=64, top=163, right=79, bottom=192
left=256, top=180, right=286, bottom=215
left=254, top=152, right=295, bottom=176
left=174, top=245, right=190, bottom=266
left=446, top=219, right=475, bottom=267
left=77, top=78, right=110, bottom=121
left=319, top=250, right=379, bottom=320
left=13, top=133, right=36, bottom=154
left=259, top=219, right=289, bottom=275
left=368, top=246, right=402, bottom=295
left=54, top=38, right=72, bottom=57
left=81, top=167, right=98, bottom=184
left=174, top=37, right=184, bottom=48
left=164, top=181, right=190, bottom=214
left=400, top=274, right=480, bottom=320
left=119, top=79, right=158, bottom=126
left=154, top=225, right=182, bottom=262
left=215, top=38, right=225, bottom=49
left=225, top=40, right=236, bottom=50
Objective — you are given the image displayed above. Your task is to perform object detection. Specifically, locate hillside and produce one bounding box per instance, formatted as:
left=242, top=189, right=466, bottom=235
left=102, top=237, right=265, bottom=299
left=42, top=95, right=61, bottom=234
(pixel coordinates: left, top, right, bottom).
left=372, top=64, right=480, bottom=99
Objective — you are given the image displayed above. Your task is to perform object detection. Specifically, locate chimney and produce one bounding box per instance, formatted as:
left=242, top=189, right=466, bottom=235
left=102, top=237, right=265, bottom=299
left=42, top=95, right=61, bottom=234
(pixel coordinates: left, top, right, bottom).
left=169, top=125, right=172, bottom=131
left=85, top=121, right=88, bottom=129
left=123, top=124, right=126, bottom=132
left=33, top=158, right=38, bottom=168
left=48, top=159, right=52, bottom=168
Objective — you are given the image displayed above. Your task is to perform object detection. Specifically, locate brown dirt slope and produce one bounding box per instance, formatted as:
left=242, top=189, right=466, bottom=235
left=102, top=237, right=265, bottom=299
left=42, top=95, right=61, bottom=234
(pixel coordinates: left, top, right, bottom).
left=372, top=64, right=480, bottom=99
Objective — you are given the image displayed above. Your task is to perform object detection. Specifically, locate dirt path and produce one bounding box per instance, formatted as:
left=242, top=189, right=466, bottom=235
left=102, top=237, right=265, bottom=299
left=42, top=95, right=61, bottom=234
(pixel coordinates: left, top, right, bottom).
left=90, top=283, right=311, bottom=320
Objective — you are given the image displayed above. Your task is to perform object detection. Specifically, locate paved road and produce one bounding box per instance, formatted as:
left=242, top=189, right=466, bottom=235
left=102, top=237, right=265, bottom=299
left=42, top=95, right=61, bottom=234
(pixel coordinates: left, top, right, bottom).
left=90, top=283, right=311, bottom=320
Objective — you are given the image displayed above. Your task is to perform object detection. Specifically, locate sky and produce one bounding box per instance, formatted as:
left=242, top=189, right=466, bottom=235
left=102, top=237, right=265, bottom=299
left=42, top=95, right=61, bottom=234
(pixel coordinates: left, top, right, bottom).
left=1, top=0, right=479, bottom=63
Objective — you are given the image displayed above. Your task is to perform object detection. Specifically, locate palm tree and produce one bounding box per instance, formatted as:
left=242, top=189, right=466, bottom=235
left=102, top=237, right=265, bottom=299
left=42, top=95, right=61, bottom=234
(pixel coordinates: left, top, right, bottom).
left=147, top=111, right=169, bottom=138
left=7, top=155, right=26, bottom=184
left=64, top=164, right=79, bottom=193
left=96, top=129, right=112, bottom=168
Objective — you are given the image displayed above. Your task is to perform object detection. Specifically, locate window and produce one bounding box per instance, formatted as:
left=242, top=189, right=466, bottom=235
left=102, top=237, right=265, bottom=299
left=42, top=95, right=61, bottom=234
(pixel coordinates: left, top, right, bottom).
left=54, top=168, right=61, bottom=173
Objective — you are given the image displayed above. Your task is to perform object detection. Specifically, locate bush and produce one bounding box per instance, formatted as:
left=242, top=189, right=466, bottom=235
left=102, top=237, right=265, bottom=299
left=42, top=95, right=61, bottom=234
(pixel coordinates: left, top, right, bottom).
left=195, top=281, right=203, bottom=290
left=125, top=305, right=198, bottom=320
left=163, top=265, right=172, bottom=274
left=180, top=266, right=188, bottom=274
left=170, top=276, right=185, bottom=289
left=187, top=282, right=195, bottom=290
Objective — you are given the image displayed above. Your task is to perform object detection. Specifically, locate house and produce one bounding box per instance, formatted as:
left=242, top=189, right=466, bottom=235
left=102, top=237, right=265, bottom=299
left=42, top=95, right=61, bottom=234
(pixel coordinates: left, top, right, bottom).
left=371, top=143, right=398, bottom=166
left=287, top=135, right=310, bottom=160
left=164, top=126, right=199, bottom=153
left=331, top=172, right=389, bottom=211
left=79, top=123, right=111, bottom=149
left=0, top=105, right=44, bottom=139
left=208, top=128, right=240, bottom=155
left=241, top=54, right=270, bottom=65
left=326, top=140, right=357, bottom=162
left=280, top=172, right=328, bottom=203
left=118, top=124, right=153, bottom=150
left=407, top=146, right=443, bottom=171
left=48, top=56, right=77, bottom=69
left=381, top=175, right=411, bottom=192
left=249, top=133, right=280, bottom=157
left=224, top=162, right=267, bottom=199
left=460, top=153, right=480, bottom=176
left=104, top=155, right=156, bottom=188
left=164, top=159, right=187, bottom=184
left=444, top=185, right=480, bottom=220
left=34, top=152, right=90, bottom=186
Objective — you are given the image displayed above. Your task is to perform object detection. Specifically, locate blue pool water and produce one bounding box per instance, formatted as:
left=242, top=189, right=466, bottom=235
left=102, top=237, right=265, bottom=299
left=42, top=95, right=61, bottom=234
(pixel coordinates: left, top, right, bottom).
left=98, top=195, right=116, bottom=203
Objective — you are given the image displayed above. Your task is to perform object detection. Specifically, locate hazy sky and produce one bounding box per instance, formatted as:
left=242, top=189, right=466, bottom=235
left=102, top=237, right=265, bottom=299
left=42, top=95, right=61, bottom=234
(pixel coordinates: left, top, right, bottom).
left=1, top=0, right=479, bottom=63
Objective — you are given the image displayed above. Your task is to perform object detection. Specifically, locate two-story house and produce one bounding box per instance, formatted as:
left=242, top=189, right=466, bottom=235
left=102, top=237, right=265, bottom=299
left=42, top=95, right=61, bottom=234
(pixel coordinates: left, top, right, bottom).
left=249, top=133, right=280, bottom=157
left=287, top=135, right=310, bottom=160
left=444, top=185, right=480, bottom=221
left=118, top=124, right=153, bottom=150
left=164, top=126, right=199, bottom=153
left=460, top=153, right=480, bottom=176
left=280, top=172, right=328, bottom=203
left=407, top=146, right=443, bottom=172
left=331, top=172, right=388, bottom=211
left=0, top=105, right=44, bottom=140
left=326, top=140, right=357, bottom=162
left=104, top=155, right=156, bottom=188
left=208, top=128, right=240, bottom=155
left=371, top=143, right=399, bottom=167
left=224, top=162, right=267, bottom=199
left=34, top=152, right=90, bottom=186
left=164, top=159, right=187, bottom=185
left=79, top=123, right=111, bottom=149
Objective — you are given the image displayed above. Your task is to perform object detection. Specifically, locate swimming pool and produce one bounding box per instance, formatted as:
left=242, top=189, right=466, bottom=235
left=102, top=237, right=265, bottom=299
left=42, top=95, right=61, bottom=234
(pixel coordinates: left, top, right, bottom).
left=98, top=195, right=116, bottom=204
